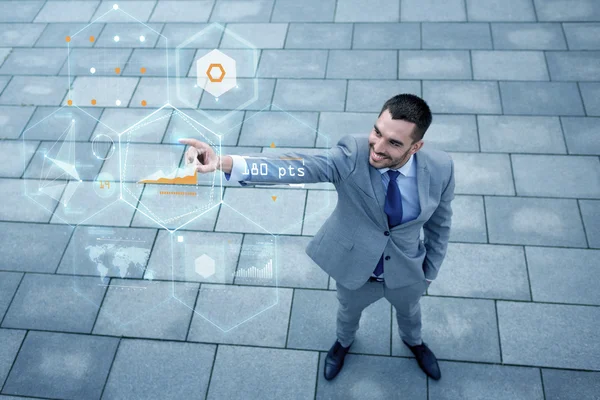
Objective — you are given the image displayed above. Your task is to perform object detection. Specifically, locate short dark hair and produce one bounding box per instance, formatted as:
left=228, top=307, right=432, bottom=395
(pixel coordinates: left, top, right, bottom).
left=379, top=94, right=432, bottom=143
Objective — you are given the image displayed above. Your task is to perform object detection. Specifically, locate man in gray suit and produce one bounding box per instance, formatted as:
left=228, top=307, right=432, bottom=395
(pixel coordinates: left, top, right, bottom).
left=180, top=94, right=455, bottom=381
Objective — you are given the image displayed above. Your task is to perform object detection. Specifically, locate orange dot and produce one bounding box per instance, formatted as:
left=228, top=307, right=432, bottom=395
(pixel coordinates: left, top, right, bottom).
left=140, top=67, right=146, bottom=74
left=115, top=67, right=121, bottom=74
left=89, top=36, right=95, bottom=42
left=91, top=99, right=97, bottom=105
left=67, top=100, right=73, bottom=106
left=65, top=36, right=71, bottom=42
left=141, top=100, right=147, bottom=107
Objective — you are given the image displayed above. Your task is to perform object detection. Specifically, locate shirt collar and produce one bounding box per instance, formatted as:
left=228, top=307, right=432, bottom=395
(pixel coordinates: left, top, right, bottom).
left=377, top=153, right=415, bottom=177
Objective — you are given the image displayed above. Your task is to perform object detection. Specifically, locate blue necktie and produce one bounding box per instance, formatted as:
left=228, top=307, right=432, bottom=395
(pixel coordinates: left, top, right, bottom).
left=373, top=170, right=402, bottom=276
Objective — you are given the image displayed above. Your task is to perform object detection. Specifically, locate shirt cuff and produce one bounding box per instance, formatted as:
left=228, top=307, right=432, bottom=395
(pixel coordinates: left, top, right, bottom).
left=224, top=155, right=249, bottom=184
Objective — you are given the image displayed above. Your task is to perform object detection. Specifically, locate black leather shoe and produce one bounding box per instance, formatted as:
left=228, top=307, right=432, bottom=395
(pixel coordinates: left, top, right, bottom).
left=324, top=340, right=351, bottom=381
left=403, top=340, right=441, bottom=380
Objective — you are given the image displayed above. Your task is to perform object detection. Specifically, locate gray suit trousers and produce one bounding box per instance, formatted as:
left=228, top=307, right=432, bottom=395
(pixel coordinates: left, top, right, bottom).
left=336, top=279, right=429, bottom=348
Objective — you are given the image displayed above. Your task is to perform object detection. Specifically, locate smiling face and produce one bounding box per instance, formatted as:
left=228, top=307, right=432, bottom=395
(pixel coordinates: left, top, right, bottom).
left=368, top=109, right=424, bottom=170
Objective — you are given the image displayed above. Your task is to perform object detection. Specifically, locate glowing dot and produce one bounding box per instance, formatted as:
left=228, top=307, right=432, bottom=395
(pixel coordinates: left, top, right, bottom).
left=91, top=99, right=97, bottom=105
left=89, top=35, right=95, bottom=42
left=141, top=100, right=147, bottom=107
left=215, top=97, right=219, bottom=102
left=139, top=35, right=145, bottom=42
left=114, top=67, right=121, bottom=74
left=65, top=36, right=71, bottom=42
left=90, top=67, right=96, bottom=74
left=236, top=85, right=239, bottom=88
left=67, top=100, right=73, bottom=106
left=113, top=35, right=120, bottom=42
left=113, top=4, right=118, bottom=9
left=140, top=67, right=147, bottom=74
left=116, top=99, right=121, bottom=106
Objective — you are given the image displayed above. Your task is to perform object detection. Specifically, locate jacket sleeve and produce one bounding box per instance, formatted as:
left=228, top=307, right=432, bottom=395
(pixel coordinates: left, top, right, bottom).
left=422, top=156, right=455, bottom=281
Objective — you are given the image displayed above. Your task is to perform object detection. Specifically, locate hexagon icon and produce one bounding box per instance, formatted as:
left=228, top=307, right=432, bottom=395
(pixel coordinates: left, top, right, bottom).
left=195, top=254, right=215, bottom=278
left=196, top=49, right=237, bottom=98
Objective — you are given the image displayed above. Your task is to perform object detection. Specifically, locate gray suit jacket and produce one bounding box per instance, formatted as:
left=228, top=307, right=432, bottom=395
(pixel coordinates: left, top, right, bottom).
left=235, top=134, right=455, bottom=290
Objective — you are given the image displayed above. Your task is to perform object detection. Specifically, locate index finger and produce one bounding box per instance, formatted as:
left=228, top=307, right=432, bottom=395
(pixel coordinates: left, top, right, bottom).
left=178, top=138, right=207, bottom=149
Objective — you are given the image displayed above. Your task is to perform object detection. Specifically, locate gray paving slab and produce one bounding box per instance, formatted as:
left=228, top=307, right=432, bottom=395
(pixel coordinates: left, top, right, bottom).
left=335, top=0, right=400, bottom=22
left=491, top=22, right=567, bottom=50
left=422, top=23, right=492, bottom=49
left=561, top=117, right=600, bottom=155
left=0, top=1, right=44, bottom=23
left=316, top=112, right=376, bottom=146
left=210, top=0, right=274, bottom=22
left=449, top=195, right=488, bottom=243
left=402, top=0, right=466, bottom=21
left=478, top=115, right=566, bottom=154
left=149, top=0, right=213, bottom=22
left=472, top=50, right=549, bottom=81
left=93, top=107, right=171, bottom=143
left=451, top=152, right=515, bottom=195
left=398, top=50, right=471, bottom=80
left=272, top=0, right=335, bottom=22
left=346, top=80, right=421, bottom=112
left=159, top=23, right=222, bottom=48
left=485, top=196, right=587, bottom=247
left=326, top=50, right=397, bottom=79
left=239, top=234, right=329, bottom=289
left=0, top=221, right=72, bottom=273
left=239, top=110, right=317, bottom=147
left=287, top=289, right=391, bottom=356
left=34, top=0, right=98, bottom=23
left=547, top=51, right=600, bottom=81
left=102, top=339, right=216, bottom=400
left=162, top=108, right=243, bottom=146
left=207, top=345, right=318, bottom=400
left=285, top=23, right=352, bottom=50
left=57, top=225, right=157, bottom=280
left=132, top=77, right=199, bottom=109
left=0, top=272, right=22, bottom=321
left=0, top=48, right=67, bottom=75
left=423, top=115, right=479, bottom=152
left=424, top=81, right=502, bottom=114
left=188, top=48, right=258, bottom=78
left=67, top=76, right=139, bottom=108
left=563, top=23, right=600, bottom=50
left=217, top=187, right=306, bottom=234
left=188, top=285, right=292, bottom=347
left=431, top=243, right=530, bottom=300
left=353, top=22, right=420, bottom=49
left=22, top=105, right=102, bottom=141
left=198, top=78, right=275, bottom=111
left=124, top=47, right=191, bottom=78
left=316, top=353, right=426, bottom=400
left=2, top=331, right=118, bottom=400
left=257, top=49, right=327, bottom=78
left=50, top=182, right=141, bottom=226
left=580, top=82, right=600, bottom=116
left=61, top=48, right=133, bottom=76
left=91, top=1, right=156, bottom=23
left=95, top=23, right=163, bottom=48
left=392, top=297, right=501, bottom=363
left=220, top=23, right=287, bottom=48
left=0, top=329, right=25, bottom=389
left=301, top=189, right=337, bottom=236
left=0, top=76, right=68, bottom=106
left=466, top=0, right=536, bottom=21
left=0, top=75, right=9, bottom=92
left=273, top=79, right=346, bottom=112
left=533, top=0, right=600, bottom=21
left=429, top=362, right=544, bottom=400
left=0, top=140, right=38, bottom=177
left=1, top=178, right=62, bottom=222
left=0, top=23, right=46, bottom=46
left=500, top=81, right=585, bottom=116
left=580, top=200, right=600, bottom=248
left=512, top=154, right=600, bottom=198
left=35, top=23, right=104, bottom=48
left=93, top=279, right=197, bottom=340
left=1, top=273, right=105, bottom=333
left=498, top=301, right=600, bottom=370
left=542, top=369, right=600, bottom=400
left=526, top=246, right=600, bottom=305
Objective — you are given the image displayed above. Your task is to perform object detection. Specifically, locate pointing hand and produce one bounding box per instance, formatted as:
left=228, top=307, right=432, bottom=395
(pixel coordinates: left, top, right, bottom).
left=178, top=138, right=219, bottom=173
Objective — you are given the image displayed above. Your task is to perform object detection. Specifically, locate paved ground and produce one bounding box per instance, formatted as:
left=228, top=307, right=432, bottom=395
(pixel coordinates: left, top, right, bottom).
left=1, top=0, right=600, bottom=399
